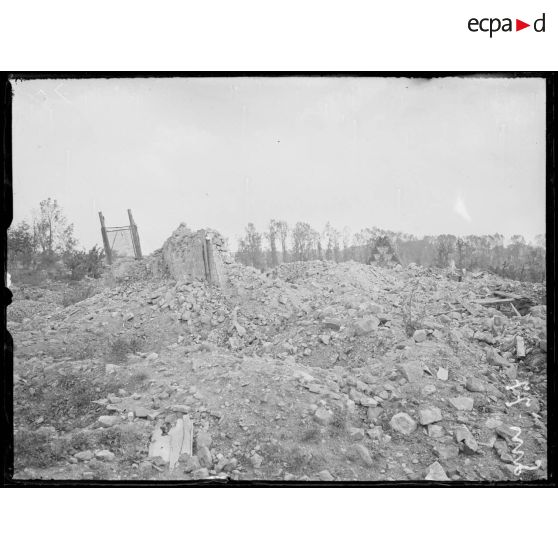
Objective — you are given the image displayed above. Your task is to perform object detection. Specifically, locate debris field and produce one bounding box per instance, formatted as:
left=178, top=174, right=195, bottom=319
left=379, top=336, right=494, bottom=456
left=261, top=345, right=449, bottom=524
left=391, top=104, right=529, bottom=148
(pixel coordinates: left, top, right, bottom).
left=10, top=225, right=548, bottom=482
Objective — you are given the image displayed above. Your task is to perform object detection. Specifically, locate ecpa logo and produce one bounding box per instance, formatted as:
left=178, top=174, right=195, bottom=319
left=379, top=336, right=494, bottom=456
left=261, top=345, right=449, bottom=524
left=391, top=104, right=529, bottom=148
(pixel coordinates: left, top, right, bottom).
left=468, top=13, right=546, bottom=37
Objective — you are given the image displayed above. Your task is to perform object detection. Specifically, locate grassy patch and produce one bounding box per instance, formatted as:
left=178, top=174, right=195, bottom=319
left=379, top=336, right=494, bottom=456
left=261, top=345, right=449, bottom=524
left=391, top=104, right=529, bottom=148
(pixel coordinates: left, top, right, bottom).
left=14, top=428, right=70, bottom=469
left=300, top=426, right=322, bottom=443
left=107, top=333, right=144, bottom=364
left=126, top=370, right=150, bottom=392
left=96, top=424, right=149, bottom=464
left=329, top=407, right=349, bottom=435
left=15, top=366, right=125, bottom=431
left=62, top=283, right=96, bottom=307
left=285, top=446, right=313, bottom=472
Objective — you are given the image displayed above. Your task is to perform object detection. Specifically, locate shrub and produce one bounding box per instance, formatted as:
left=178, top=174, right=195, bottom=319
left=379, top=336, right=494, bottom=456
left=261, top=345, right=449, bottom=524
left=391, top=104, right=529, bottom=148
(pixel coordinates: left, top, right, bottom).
left=64, top=245, right=105, bottom=281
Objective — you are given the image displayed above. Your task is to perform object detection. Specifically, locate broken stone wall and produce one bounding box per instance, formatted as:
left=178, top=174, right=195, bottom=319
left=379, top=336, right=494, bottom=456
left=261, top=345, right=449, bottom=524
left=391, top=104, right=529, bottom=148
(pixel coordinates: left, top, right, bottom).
left=161, top=224, right=231, bottom=287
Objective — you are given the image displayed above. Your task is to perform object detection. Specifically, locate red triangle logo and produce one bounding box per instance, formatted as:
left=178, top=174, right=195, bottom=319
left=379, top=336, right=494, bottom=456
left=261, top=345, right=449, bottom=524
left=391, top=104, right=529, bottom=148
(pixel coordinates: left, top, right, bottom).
left=516, top=19, right=530, bottom=31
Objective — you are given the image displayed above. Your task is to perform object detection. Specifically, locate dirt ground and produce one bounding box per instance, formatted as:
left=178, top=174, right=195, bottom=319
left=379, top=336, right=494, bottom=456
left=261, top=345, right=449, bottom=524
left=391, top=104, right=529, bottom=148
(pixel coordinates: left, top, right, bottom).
left=9, top=257, right=547, bottom=482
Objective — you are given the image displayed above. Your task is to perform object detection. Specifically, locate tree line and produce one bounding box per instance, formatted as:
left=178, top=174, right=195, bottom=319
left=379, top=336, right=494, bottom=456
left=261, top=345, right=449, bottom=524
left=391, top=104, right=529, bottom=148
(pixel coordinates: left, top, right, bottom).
left=8, top=203, right=546, bottom=284
left=8, top=198, right=104, bottom=281
left=235, top=221, right=546, bottom=283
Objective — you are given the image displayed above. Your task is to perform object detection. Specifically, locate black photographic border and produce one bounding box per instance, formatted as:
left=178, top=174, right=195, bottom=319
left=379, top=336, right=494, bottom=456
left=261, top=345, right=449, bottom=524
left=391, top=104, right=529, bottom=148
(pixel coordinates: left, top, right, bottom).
left=1, top=71, right=555, bottom=487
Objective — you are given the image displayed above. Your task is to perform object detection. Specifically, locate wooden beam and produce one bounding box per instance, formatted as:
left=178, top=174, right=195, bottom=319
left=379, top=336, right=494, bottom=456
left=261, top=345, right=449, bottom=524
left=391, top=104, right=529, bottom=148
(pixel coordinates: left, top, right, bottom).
left=205, top=235, right=215, bottom=284
left=470, top=297, right=516, bottom=306
left=98, top=211, right=112, bottom=265
left=510, top=302, right=521, bottom=317
left=201, top=237, right=210, bottom=281
left=493, top=290, right=530, bottom=302
left=127, top=209, right=143, bottom=259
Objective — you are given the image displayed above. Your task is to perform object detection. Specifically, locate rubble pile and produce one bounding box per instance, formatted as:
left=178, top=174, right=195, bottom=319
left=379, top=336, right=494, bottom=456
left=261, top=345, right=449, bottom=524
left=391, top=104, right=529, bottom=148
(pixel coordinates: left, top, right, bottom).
left=10, top=228, right=547, bottom=482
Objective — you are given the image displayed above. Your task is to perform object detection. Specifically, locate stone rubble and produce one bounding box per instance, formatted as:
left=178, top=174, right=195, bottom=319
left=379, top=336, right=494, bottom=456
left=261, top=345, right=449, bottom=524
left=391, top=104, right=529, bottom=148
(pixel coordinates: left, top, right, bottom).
left=10, top=225, right=547, bottom=482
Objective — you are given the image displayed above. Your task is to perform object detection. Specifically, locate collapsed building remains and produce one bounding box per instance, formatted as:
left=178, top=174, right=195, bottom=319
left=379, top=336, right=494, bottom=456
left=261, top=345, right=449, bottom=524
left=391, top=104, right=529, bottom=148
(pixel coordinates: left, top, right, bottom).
left=159, top=224, right=232, bottom=287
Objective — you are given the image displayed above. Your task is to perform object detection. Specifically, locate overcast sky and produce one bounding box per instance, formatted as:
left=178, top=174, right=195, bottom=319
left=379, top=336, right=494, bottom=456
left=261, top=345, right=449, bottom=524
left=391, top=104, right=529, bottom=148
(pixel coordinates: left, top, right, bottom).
left=12, top=76, right=546, bottom=253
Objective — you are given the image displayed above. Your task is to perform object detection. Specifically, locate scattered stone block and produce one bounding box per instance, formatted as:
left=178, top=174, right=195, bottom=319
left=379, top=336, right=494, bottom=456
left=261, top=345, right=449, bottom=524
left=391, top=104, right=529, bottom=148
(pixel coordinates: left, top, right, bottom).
left=192, top=468, right=209, bottom=479
left=196, top=431, right=212, bottom=449
left=97, top=415, right=121, bottom=427
left=434, top=444, right=459, bottom=460
left=449, top=397, right=474, bottom=411
left=455, top=425, right=479, bottom=454
left=418, top=407, right=442, bottom=425
left=465, top=377, right=485, bottom=393
left=367, top=407, right=383, bottom=422
left=413, top=329, right=427, bottom=343
left=427, top=424, right=445, bottom=438
left=397, top=361, right=424, bottom=383
left=353, top=444, right=373, bottom=466
left=354, top=316, right=380, bottom=336
left=422, top=384, right=437, bottom=396
left=134, top=407, right=150, bottom=419
left=318, top=470, right=335, bottom=481
left=324, top=318, right=341, bottom=331
left=75, top=450, right=94, bottom=461
left=348, top=427, right=365, bottom=441
left=390, top=412, right=418, bottom=435
left=314, top=407, right=334, bottom=426
left=425, top=461, right=450, bottom=481
left=95, top=449, right=115, bottom=462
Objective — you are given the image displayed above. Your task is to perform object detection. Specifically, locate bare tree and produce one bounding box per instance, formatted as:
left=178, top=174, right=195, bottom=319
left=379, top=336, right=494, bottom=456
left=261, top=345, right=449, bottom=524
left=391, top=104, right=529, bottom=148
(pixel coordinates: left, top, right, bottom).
left=435, top=234, right=456, bottom=268
left=266, top=220, right=279, bottom=267
left=291, top=222, right=319, bottom=261
left=275, top=220, right=289, bottom=264
left=323, top=222, right=341, bottom=262
left=342, top=226, right=352, bottom=261
left=237, top=223, right=264, bottom=270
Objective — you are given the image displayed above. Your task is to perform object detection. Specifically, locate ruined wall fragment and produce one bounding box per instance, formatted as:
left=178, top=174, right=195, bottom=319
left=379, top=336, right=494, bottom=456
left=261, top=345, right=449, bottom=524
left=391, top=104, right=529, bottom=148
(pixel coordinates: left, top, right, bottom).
left=161, top=223, right=231, bottom=286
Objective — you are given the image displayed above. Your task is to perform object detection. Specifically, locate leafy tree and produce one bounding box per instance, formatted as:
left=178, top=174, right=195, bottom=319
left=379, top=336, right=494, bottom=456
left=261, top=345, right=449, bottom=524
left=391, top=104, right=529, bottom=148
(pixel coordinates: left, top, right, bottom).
left=8, top=220, right=35, bottom=268
left=33, top=198, right=76, bottom=257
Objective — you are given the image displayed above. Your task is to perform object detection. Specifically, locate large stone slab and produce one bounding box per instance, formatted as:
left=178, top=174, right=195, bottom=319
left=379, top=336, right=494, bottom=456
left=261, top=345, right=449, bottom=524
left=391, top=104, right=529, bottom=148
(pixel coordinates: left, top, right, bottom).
left=148, top=427, right=171, bottom=463
left=397, top=361, right=424, bottom=383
